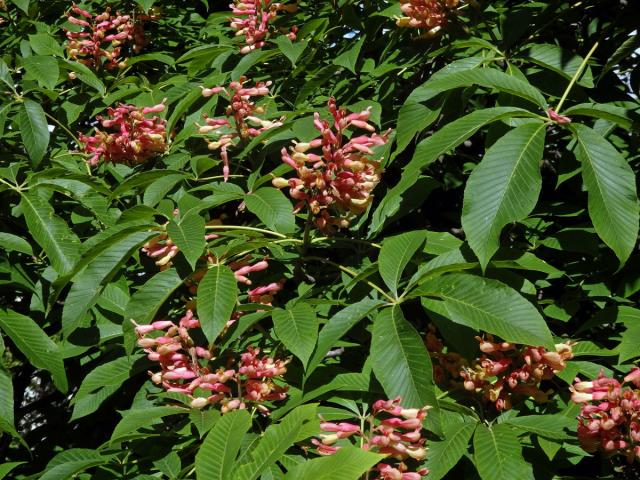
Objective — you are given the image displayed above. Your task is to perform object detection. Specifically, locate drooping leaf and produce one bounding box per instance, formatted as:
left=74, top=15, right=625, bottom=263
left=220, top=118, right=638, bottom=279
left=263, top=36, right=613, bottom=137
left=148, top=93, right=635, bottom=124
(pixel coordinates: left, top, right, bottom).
left=0, top=309, right=67, bottom=392
left=39, top=449, right=109, bottom=480
left=573, top=124, right=639, bottom=265
left=284, top=446, right=385, bottom=480
left=462, top=122, right=546, bottom=269
left=195, top=409, right=252, bottom=480
left=22, top=55, right=59, bottom=90
left=370, top=307, right=435, bottom=408
left=126, top=268, right=184, bottom=326
left=197, top=265, right=238, bottom=344
left=167, top=211, right=206, bottom=269
left=0, top=232, right=32, bottom=255
left=111, top=406, right=188, bottom=442
left=18, top=99, right=50, bottom=166
left=272, top=303, right=318, bottom=369
left=379, top=230, right=426, bottom=297
left=423, top=273, right=554, bottom=348
left=505, top=414, right=574, bottom=440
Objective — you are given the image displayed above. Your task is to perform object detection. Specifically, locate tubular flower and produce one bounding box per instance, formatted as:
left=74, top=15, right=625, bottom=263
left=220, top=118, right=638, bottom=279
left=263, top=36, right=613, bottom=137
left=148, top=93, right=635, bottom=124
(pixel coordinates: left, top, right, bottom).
left=134, top=311, right=289, bottom=413
left=79, top=102, right=168, bottom=166
left=199, top=77, right=283, bottom=181
left=572, top=368, right=640, bottom=463
left=396, top=0, right=460, bottom=37
left=229, top=0, right=298, bottom=54
left=459, top=335, right=574, bottom=411
left=424, top=324, right=467, bottom=389
left=273, top=98, right=390, bottom=234
left=63, top=4, right=148, bottom=70
left=312, top=397, right=430, bottom=479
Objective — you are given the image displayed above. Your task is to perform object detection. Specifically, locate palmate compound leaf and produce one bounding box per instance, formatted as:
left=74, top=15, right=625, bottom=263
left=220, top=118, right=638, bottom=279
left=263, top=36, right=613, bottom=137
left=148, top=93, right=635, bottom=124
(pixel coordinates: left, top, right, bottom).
left=462, top=122, right=546, bottom=270
left=195, top=409, right=252, bottom=480
left=370, top=306, right=435, bottom=408
left=419, top=273, right=554, bottom=348
left=572, top=123, right=639, bottom=265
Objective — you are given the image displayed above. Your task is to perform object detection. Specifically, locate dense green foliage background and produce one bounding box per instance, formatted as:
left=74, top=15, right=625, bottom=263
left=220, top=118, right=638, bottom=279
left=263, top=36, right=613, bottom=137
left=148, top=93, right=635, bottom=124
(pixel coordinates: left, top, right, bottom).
left=0, top=0, right=639, bottom=478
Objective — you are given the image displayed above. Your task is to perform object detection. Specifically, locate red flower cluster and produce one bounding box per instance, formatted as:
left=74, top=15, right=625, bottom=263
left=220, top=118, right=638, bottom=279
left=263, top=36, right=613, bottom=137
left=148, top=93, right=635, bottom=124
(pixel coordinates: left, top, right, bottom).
left=80, top=102, right=167, bottom=166
left=230, top=0, right=298, bottom=54
left=312, top=397, right=429, bottom=479
left=572, top=368, right=640, bottom=463
left=424, top=324, right=466, bottom=388
left=273, top=98, right=389, bottom=234
left=396, top=0, right=459, bottom=37
left=135, top=310, right=288, bottom=413
left=64, top=3, right=145, bottom=70
left=200, top=76, right=283, bottom=181
left=460, top=335, right=573, bottom=410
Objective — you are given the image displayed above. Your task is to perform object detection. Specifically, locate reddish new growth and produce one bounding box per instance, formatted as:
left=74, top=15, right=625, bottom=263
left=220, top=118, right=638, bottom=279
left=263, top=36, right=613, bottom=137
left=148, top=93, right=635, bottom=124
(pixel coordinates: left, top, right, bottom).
left=312, top=397, right=429, bottom=479
left=460, top=335, right=573, bottom=411
left=273, top=98, right=389, bottom=234
left=572, top=368, right=640, bottom=463
left=79, top=102, right=167, bottom=166
left=230, top=0, right=298, bottom=54
left=200, top=77, right=283, bottom=181
left=64, top=4, right=146, bottom=70
left=135, top=310, right=288, bottom=413
left=396, top=0, right=460, bottom=37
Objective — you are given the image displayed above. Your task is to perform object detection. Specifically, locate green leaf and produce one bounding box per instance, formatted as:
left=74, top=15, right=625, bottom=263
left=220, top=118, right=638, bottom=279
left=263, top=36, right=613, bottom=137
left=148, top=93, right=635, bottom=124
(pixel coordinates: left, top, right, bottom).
left=28, top=33, right=64, bottom=56
left=61, top=60, right=106, bottom=95
left=10, top=0, right=29, bottom=14
left=20, top=193, right=81, bottom=275
left=22, top=55, right=59, bottom=90
left=167, top=212, right=206, bottom=269
left=195, top=409, right=252, bottom=480
left=0, top=232, right=32, bottom=255
left=333, top=36, right=365, bottom=74
left=573, top=123, right=639, bottom=265
left=272, top=304, right=318, bottom=369
left=245, top=187, right=295, bottom=234
left=61, top=231, right=154, bottom=336
left=526, top=44, right=593, bottom=87
left=274, top=36, right=309, bottom=67
left=462, top=122, right=546, bottom=269
left=306, top=299, right=382, bottom=375
left=393, top=101, right=442, bottom=158
left=370, top=307, right=435, bottom=408
left=71, top=354, right=145, bottom=421
left=408, top=68, right=547, bottom=108
left=0, top=309, right=67, bottom=392
left=426, top=421, right=477, bottom=480
left=40, top=449, right=108, bottom=480
left=563, top=103, right=634, bottom=130
left=127, top=268, right=184, bottom=326
left=473, top=424, right=533, bottom=480
left=618, top=307, right=640, bottom=363
left=197, top=265, right=238, bottom=344
left=379, top=231, right=426, bottom=296
left=234, top=404, right=318, bottom=480
left=425, top=273, right=554, bottom=347
left=0, top=369, right=16, bottom=437
left=0, top=462, right=24, bottom=480
left=505, top=414, right=574, bottom=440
left=111, top=406, right=188, bottom=442
left=18, top=99, right=50, bottom=166
left=284, top=446, right=385, bottom=480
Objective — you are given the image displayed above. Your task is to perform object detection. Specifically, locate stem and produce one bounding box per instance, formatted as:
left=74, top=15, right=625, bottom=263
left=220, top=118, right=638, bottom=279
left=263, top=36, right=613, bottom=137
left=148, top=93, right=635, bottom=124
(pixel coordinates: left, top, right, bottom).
left=44, top=112, right=81, bottom=146
left=302, top=256, right=396, bottom=304
left=204, top=224, right=288, bottom=239
left=311, top=237, right=382, bottom=249
left=555, top=41, right=599, bottom=114
left=192, top=174, right=244, bottom=182
left=300, top=210, right=313, bottom=256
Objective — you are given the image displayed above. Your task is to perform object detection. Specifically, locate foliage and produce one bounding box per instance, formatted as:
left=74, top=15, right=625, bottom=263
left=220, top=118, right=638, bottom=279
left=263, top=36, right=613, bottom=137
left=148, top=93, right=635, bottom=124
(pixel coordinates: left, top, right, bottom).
left=0, top=0, right=639, bottom=478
